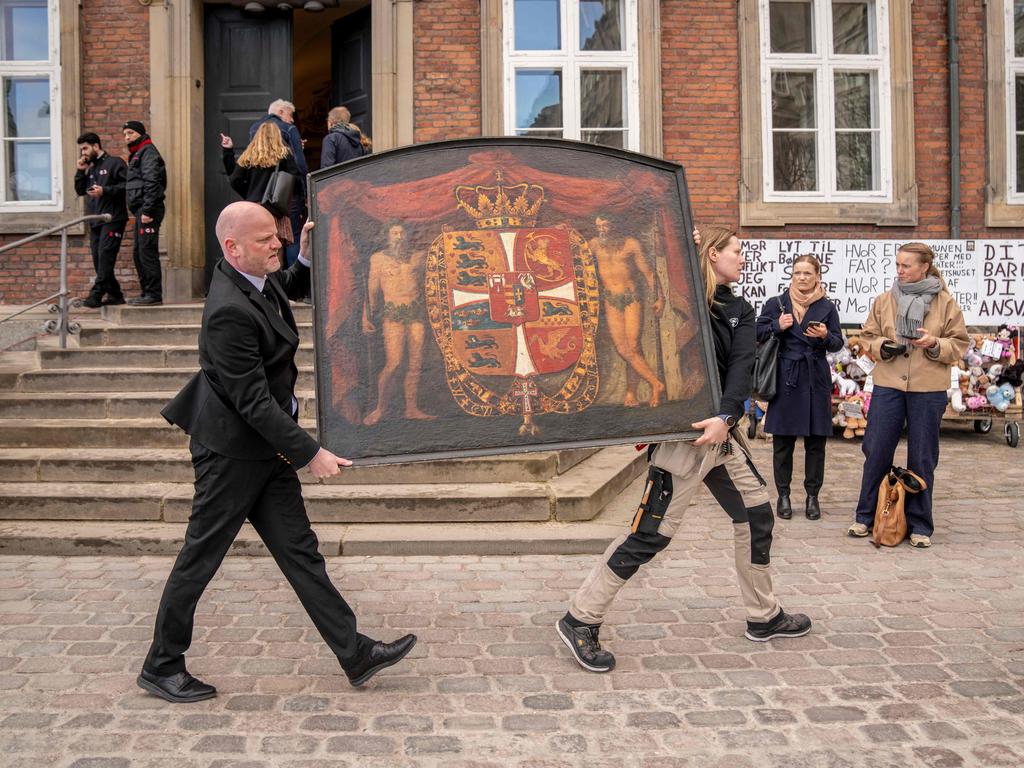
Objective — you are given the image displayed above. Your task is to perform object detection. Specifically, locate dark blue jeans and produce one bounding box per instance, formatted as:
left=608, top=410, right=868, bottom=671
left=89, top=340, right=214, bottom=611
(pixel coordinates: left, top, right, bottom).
left=854, top=386, right=948, bottom=537
left=284, top=195, right=304, bottom=266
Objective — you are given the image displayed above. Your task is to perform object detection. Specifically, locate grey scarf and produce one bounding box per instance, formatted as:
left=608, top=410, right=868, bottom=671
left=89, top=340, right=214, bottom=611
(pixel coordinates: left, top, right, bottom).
left=890, top=276, right=942, bottom=341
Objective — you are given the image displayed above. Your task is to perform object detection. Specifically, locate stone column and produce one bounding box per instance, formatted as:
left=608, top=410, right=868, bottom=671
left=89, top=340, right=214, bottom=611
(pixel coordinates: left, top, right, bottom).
left=147, top=0, right=205, bottom=301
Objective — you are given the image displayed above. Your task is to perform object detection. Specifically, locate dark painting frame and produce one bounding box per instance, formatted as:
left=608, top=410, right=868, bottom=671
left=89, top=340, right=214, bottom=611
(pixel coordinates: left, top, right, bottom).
left=309, top=137, right=720, bottom=465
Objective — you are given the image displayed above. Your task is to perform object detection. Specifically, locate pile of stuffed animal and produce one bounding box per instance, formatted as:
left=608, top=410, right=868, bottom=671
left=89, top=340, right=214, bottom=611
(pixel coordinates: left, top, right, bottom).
left=826, top=325, right=1022, bottom=438
left=829, top=335, right=872, bottom=439
left=948, top=325, right=1022, bottom=414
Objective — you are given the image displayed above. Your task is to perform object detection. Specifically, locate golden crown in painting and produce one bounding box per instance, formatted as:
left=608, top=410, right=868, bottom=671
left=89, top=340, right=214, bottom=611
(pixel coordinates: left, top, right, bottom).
left=454, top=182, right=545, bottom=229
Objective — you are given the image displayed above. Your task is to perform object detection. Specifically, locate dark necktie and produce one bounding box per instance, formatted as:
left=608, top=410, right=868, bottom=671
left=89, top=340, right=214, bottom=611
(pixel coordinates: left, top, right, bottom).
left=262, top=282, right=281, bottom=316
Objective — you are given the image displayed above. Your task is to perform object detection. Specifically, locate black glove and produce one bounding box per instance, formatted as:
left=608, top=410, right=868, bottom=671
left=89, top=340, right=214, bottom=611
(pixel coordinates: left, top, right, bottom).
left=879, top=340, right=907, bottom=360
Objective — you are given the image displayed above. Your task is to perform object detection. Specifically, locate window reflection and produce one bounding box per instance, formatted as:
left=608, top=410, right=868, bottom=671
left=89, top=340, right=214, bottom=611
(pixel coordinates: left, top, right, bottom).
left=0, top=0, right=48, bottom=61
left=514, top=0, right=561, bottom=50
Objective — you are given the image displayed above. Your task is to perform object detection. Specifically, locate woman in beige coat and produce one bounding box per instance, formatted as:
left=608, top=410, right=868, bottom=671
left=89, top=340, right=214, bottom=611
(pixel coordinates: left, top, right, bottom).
left=847, top=243, right=968, bottom=547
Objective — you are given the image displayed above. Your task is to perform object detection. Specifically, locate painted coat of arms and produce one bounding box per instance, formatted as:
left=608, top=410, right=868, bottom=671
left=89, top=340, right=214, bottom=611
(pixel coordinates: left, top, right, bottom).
left=309, top=139, right=719, bottom=464
left=426, top=180, right=601, bottom=436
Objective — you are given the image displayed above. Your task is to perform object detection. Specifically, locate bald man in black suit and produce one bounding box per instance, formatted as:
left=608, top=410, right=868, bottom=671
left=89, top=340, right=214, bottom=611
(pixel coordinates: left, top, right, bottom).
left=138, top=201, right=416, bottom=703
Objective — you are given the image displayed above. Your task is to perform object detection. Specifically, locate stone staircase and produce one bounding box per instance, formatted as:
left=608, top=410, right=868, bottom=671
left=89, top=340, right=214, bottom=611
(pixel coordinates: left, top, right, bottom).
left=0, top=303, right=643, bottom=556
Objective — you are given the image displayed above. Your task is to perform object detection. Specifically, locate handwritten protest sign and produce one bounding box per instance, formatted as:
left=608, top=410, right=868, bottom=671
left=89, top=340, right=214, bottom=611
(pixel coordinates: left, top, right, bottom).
left=737, top=240, right=1024, bottom=325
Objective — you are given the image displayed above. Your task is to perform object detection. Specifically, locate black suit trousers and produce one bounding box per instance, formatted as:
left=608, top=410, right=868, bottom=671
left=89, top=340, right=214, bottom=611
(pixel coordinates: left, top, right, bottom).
left=144, top=438, right=364, bottom=675
left=88, top=223, right=125, bottom=300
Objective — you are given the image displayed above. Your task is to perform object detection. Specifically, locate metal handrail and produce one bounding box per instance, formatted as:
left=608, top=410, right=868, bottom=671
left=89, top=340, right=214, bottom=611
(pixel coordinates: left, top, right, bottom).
left=0, top=213, right=111, bottom=348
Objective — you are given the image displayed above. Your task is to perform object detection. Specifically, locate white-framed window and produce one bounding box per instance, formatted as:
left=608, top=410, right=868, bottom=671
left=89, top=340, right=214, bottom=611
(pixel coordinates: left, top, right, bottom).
left=1008, top=0, right=1024, bottom=202
left=759, top=0, right=891, bottom=201
left=0, top=0, right=60, bottom=210
left=502, top=0, right=640, bottom=151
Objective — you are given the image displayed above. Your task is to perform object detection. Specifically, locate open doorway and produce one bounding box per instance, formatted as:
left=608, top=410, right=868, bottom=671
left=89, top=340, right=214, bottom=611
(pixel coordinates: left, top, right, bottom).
left=292, top=1, right=371, bottom=174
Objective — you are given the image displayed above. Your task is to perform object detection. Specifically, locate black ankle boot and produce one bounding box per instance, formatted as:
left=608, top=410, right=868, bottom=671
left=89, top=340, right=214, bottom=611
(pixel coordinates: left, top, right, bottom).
left=805, top=495, right=821, bottom=520
left=776, top=495, right=792, bottom=519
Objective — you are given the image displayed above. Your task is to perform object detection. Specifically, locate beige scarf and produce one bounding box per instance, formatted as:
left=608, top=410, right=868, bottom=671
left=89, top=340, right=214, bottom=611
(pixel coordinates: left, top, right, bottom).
left=788, top=282, right=826, bottom=324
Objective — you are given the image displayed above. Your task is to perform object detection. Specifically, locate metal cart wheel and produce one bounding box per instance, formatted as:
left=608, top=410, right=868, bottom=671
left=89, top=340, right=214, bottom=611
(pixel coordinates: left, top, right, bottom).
left=974, top=418, right=993, bottom=434
left=1006, top=422, right=1020, bottom=448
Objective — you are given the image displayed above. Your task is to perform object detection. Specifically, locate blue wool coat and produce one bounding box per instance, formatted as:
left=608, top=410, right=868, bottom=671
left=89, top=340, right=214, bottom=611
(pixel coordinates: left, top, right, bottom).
left=756, top=293, right=844, bottom=437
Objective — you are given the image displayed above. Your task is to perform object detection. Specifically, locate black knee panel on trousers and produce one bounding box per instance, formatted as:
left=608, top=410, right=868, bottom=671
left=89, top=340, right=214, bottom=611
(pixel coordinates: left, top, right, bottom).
left=747, top=502, right=774, bottom=565
left=608, top=530, right=672, bottom=579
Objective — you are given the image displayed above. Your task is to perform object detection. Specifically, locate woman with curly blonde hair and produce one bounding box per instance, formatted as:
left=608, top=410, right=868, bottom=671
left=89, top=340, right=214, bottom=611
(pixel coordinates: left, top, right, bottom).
left=219, top=122, right=300, bottom=247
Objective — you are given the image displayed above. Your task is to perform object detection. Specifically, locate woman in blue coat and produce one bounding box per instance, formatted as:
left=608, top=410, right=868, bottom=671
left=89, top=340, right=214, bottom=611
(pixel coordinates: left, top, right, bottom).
left=756, top=255, right=844, bottom=521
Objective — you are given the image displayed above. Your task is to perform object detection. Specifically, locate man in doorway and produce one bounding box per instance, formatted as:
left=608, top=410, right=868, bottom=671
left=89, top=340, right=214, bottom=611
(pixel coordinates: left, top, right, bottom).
left=138, top=202, right=416, bottom=703
left=250, top=99, right=308, bottom=265
left=74, top=132, right=128, bottom=308
left=588, top=213, right=666, bottom=408
left=362, top=222, right=434, bottom=426
left=123, top=121, right=167, bottom=306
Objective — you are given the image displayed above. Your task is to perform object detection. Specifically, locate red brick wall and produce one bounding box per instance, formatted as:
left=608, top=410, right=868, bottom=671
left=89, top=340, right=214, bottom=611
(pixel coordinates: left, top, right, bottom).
left=0, top=0, right=150, bottom=305
left=659, top=0, right=1024, bottom=241
left=413, top=0, right=482, bottom=143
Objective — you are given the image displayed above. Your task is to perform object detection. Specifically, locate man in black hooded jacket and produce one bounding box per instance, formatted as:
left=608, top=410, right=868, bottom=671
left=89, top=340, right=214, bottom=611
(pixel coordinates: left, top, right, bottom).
left=320, top=106, right=367, bottom=168
left=123, top=120, right=167, bottom=305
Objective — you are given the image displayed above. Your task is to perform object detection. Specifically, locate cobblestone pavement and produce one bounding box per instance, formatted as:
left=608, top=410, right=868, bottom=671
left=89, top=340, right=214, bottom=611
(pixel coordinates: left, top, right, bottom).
left=1, top=428, right=1023, bottom=767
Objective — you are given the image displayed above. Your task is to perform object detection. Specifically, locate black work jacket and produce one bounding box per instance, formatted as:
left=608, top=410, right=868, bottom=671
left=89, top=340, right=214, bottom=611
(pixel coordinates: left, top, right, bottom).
left=74, top=153, right=128, bottom=226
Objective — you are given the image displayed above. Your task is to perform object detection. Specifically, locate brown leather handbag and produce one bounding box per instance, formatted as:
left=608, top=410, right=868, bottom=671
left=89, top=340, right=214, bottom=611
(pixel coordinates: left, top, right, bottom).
left=872, top=466, right=927, bottom=547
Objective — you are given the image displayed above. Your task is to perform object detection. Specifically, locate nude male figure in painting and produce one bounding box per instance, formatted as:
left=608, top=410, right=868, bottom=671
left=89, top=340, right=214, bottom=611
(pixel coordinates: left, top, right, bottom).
left=362, top=223, right=434, bottom=425
left=588, top=214, right=666, bottom=408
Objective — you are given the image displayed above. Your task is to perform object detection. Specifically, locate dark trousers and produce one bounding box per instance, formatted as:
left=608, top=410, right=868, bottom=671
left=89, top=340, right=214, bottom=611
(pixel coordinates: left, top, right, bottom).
left=854, top=386, right=947, bottom=537
left=88, top=223, right=125, bottom=300
left=131, top=210, right=164, bottom=300
left=144, top=439, right=365, bottom=675
left=772, top=435, right=827, bottom=496
left=284, top=196, right=304, bottom=266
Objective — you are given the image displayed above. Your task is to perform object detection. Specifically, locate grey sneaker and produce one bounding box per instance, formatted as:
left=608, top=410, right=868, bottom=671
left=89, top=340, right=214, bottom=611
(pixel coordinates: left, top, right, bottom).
left=556, top=615, right=615, bottom=673
left=847, top=522, right=870, bottom=537
left=745, top=610, right=812, bottom=642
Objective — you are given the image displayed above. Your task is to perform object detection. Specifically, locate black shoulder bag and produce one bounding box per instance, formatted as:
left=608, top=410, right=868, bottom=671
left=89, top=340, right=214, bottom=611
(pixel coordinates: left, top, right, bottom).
left=260, top=158, right=296, bottom=218
left=751, top=296, right=785, bottom=401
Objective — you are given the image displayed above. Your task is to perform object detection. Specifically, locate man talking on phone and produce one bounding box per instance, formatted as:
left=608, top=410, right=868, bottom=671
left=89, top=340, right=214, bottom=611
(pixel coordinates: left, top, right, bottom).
left=74, top=132, right=128, bottom=308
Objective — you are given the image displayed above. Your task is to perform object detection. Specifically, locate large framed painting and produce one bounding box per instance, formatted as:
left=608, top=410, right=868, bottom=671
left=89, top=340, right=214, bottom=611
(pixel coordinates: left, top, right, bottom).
left=309, top=138, right=720, bottom=465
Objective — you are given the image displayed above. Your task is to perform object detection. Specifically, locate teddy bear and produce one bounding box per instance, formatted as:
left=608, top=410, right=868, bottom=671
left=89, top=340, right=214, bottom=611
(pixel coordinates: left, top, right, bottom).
left=986, top=383, right=1016, bottom=412
left=840, top=393, right=868, bottom=439
left=948, top=366, right=970, bottom=413
left=996, top=360, right=1024, bottom=388
left=966, top=394, right=989, bottom=410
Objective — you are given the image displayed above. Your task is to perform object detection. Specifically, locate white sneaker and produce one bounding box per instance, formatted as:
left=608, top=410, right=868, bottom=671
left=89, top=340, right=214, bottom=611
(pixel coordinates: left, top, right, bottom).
left=847, top=522, right=870, bottom=537
left=909, top=534, right=931, bottom=548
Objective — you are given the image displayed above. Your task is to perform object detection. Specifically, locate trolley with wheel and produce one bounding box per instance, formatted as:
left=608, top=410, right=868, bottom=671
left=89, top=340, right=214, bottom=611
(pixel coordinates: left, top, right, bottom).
left=947, top=403, right=1022, bottom=448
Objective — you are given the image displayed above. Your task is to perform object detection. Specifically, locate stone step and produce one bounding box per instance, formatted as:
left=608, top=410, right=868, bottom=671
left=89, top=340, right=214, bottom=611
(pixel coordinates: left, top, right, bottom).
left=16, top=367, right=316, bottom=392
left=101, top=302, right=312, bottom=326
left=0, top=446, right=597, bottom=485
left=0, top=391, right=316, bottom=420
left=0, top=518, right=626, bottom=557
left=40, top=345, right=315, bottom=369
left=0, top=418, right=196, bottom=448
left=78, top=323, right=312, bottom=347
left=0, top=445, right=642, bottom=525
left=0, top=480, right=549, bottom=523
left=0, top=444, right=643, bottom=528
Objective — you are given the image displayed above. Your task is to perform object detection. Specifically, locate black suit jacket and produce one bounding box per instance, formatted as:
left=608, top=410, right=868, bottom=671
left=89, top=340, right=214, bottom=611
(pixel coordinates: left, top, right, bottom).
left=161, top=258, right=319, bottom=466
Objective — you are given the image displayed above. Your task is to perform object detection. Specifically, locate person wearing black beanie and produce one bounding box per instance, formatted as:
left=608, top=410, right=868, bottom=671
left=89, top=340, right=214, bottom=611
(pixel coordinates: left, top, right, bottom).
left=123, top=121, right=166, bottom=305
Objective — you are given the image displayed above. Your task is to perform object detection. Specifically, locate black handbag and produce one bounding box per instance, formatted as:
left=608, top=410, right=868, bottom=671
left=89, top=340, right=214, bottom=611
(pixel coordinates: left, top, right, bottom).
left=260, top=159, right=296, bottom=218
left=751, top=297, right=785, bottom=401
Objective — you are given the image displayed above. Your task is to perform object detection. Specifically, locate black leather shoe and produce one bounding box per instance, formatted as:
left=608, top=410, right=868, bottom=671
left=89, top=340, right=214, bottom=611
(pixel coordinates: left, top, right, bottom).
left=128, top=295, right=162, bottom=306
left=344, top=634, right=417, bottom=687
left=102, top=295, right=126, bottom=306
left=82, top=295, right=103, bottom=309
left=136, top=669, right=216, bottom=703
left=776, top=495, right=792, bottom=519
left=806, top=495, right=821, bottom=520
